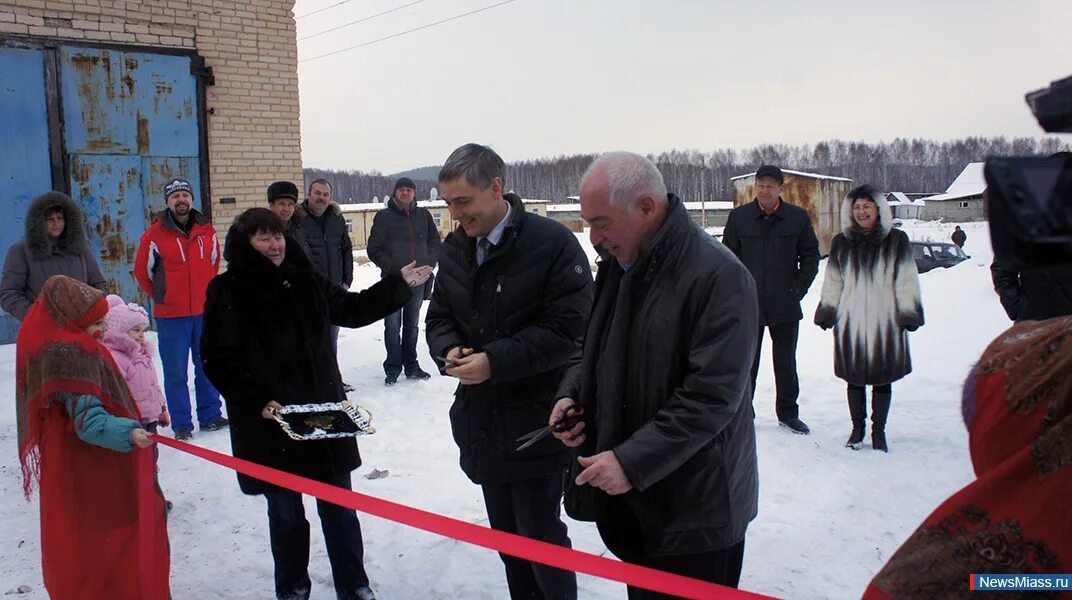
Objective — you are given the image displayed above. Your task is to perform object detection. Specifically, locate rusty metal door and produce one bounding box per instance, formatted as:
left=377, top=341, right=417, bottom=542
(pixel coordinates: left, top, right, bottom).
left=60, top=46, right=203, bottom=309
left=0, top=47, right=53, bottom=343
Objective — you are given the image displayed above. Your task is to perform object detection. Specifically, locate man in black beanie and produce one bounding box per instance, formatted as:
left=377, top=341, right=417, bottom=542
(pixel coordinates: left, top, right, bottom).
left=367, top=177, right=441, bottom=386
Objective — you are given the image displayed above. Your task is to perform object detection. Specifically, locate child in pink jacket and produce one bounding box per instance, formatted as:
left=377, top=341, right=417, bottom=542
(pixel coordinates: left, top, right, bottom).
left=101, top=295, right=169, bottom=430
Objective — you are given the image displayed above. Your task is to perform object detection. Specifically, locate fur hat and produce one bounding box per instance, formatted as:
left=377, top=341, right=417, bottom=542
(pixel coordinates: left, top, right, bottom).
left=267, top=181, right=299, bottom=203
left=104, top=294, right=150, bottom=335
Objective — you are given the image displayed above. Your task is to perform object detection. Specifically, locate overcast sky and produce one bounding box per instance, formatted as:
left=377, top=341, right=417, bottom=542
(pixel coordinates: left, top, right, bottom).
left=293, top=0, right=1070, bottom=174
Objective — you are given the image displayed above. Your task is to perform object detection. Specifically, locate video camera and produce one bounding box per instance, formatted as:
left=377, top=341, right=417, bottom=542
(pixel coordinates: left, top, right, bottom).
left=984, top=75, right=1072, bottom=269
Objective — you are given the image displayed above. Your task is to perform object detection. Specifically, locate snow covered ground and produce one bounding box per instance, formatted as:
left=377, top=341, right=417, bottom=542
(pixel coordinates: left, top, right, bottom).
left=0, top=221, right=1004, bottom=599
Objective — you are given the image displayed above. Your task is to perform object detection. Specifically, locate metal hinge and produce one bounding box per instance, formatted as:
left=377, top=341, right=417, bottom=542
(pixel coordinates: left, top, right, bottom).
left=191, top=57, right=215, bottom=86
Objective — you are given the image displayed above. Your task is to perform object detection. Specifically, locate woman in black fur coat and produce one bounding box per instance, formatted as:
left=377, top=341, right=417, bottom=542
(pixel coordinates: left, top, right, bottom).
left=201, top=207, right=429, bottom=600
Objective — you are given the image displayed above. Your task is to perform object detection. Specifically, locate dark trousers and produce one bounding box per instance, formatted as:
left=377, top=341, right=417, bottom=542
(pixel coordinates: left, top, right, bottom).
left=481, top=474, right=577, bottom=600
left=598, top=500, right=745, bottom=600
left=265, top=472, right=369, bottom=600
left=750, top=321, right=801, bottom=420
left=383, top=286, right=424, bottom=376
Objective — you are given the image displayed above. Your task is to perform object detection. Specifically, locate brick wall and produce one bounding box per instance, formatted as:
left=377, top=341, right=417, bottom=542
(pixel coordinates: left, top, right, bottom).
left=0, top=0, right=303, bottom=233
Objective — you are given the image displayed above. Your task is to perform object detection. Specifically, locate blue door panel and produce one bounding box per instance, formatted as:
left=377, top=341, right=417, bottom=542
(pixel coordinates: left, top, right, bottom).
left=60, top=47, right=199, bottom=157
left=69, top=154, right=147, bottom=307
left=1, top=44, right=202, bottom=343
left=0, top=47, right=53, bottom=343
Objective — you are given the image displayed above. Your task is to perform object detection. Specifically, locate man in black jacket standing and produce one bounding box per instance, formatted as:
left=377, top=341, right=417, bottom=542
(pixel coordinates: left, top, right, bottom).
left=723, top=165, right=819, bottom=434
left=426, top=143, right=592, bottom=600
left=552, top=152, right=759, bottom=597
left=367, top=177, right=442, bottom=386
left=300, top=178, right=355, bottom=390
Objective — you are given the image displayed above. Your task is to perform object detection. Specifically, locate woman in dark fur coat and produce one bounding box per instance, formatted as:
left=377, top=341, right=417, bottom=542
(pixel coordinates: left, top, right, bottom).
left=814, top=185, right=924, bottom=452
left=0, top=191, right=108, bottom=320
left=200, top=208, right=430, bottom=600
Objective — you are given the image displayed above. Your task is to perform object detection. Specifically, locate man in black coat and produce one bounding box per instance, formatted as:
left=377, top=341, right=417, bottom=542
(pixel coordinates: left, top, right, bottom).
left=426, top=144, right=593, bottom=600
left=951, top=225, right=967, bottom=248
left=300, top=180, right=353, bottom=331
left=722, top=165, right=820, bottom=434
left=552, top=152, right=759, bottom=597
left=367, top=177, right=442, bottom=386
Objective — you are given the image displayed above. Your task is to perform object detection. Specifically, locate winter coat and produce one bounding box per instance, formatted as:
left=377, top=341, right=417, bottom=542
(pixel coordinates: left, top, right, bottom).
left=367, top=197, right=441, bottom=283
left=425, top=194, right=593, bottom=485
left=556, top=195, right=760, bottom=556
left=200, top=231, right=410, bottom=495
left=814, top=190, right=924, bottom=386
left=285, top=206, right=313, bottom=259
left=990, top=263, right=1072, bottom=322
left=0, top=191, right=107, bottom=320
left=951, top=228, right=967, bottom=247
left=298, top=202, right=353, bottom=288
left=133, top=209, right=220, bottom=319
left=101, top=332, right=167, bottom=425
left=722, top=198, right=820, bottom=326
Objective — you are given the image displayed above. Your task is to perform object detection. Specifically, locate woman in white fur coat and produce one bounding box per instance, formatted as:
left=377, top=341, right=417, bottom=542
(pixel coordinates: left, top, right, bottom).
left=814, top=185, right=924, bottom=452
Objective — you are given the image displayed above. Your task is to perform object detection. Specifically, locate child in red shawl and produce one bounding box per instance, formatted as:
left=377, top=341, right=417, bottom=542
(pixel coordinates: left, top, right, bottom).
left=16, top=274, right=170, bottom=599
left=864, top=315, right=1071, bottom=598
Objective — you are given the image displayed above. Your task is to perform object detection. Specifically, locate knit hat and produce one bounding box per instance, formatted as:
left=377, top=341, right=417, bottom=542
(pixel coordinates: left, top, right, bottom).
left=267, top=181, right=299, bottom=203
left=755, top=165, right=784, bottom=184
left=104, top=294, right=150, bottom=335
left=393, top=177, right=416, bottom=193
left=164, top=178, right=193, bottom=200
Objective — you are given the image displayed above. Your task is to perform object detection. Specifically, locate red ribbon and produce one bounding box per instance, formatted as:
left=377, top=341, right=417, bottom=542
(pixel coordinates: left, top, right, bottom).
left=152, top=435, right=774, bottom=599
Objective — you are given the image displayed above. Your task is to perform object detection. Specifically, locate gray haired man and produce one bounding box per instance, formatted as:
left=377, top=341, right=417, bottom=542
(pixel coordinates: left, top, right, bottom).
left=553, top=152, right=759, bottom=597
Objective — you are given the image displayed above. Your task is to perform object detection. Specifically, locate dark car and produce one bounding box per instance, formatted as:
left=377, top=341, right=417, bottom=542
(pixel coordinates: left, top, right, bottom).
left=911, top=241, right=969, bottom=273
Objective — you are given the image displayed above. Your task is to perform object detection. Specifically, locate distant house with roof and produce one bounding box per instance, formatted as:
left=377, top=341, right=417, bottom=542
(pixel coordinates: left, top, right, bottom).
left=731, top=168, right=854, bottom=255
left=885, top=192, right=925, bottom=220
left=920, top=162, right=987, bottom=222
left=546, top=198, right=735, bottom=230
left=339, top=198, right=549, bottom=249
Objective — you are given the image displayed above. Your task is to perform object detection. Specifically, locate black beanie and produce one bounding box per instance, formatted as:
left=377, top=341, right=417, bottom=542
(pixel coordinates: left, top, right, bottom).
left=393, top=177, right=416, bottom=193
left=755, top=165, right=784, bottom=184
left=164, top=178, right=193, bottom=200
left=267, top=181, right=299, bottom=203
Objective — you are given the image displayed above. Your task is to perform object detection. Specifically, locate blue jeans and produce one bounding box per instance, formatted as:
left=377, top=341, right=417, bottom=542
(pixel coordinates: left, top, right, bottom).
left=382, top=286, right=424, bottom=376
left=265, top=471, right=370, bottom=599
left=156, top=315, right=221, bottom=432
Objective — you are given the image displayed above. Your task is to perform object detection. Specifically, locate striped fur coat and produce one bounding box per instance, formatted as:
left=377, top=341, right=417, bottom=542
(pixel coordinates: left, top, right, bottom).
left=814, top=190, right=924, bottom=385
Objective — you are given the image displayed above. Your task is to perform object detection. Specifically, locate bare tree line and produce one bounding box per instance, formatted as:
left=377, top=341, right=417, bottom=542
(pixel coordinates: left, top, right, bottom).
left=306, top=136, right=1068, bottom=204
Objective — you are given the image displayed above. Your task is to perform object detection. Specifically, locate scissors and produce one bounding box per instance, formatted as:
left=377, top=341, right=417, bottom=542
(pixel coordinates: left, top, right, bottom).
left=433, top=354, right=457, bottom=368
left=515, top=405, right=585, bottom=452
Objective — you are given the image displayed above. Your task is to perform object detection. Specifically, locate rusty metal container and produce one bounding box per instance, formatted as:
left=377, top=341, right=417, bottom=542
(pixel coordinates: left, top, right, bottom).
left=731, top=169, right=853, bottom=256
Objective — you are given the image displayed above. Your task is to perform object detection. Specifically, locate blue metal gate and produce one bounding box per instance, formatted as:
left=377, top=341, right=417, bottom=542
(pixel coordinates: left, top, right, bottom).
left=62, top=47, right=203, bottom=309
left=0, top=47, right=53, bottom=342
left=0, top=42, right=205, bottom=343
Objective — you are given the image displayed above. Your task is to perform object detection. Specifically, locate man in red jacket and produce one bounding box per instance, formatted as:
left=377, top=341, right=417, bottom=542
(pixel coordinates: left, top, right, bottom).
left=134, top=179, right=226, bottom=441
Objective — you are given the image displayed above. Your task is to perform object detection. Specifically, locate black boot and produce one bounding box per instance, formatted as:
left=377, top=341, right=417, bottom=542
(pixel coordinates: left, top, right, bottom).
left=846, top=387, right=867, bottom=449
left=871, top=389, right=892, bottom=452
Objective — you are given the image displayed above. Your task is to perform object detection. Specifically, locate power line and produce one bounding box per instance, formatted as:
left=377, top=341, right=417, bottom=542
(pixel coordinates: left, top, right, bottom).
left=299, top=0, right=520, bottom=64
left=296, top=0, right=356, bottom=20
left=299, top=0, right=429, bottom=42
